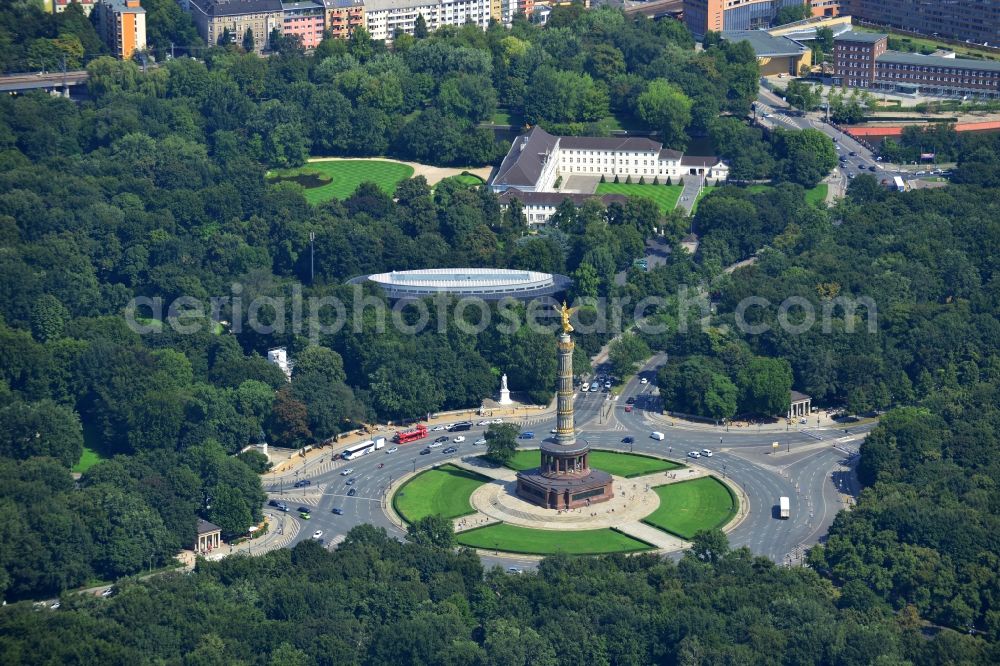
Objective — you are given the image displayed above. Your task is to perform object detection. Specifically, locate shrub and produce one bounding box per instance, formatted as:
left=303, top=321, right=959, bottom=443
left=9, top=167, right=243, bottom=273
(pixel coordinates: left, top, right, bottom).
left=639, top=176, right=646, bottom=184
left=666, top=176, right=672, bottom=185
left=626, top=175, right=632, bottom=184
left=600, top=174, right=606, bottom=183
left=613, top=174, right=620, bottom=183
left=653, top=176, right=659, bottom=185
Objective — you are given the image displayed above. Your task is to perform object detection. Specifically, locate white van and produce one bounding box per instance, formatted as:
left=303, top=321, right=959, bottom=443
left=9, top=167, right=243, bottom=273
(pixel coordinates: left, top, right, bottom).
left=581, top=382, right=590, bottom=392
left=650, top=431, right=665, bottom=441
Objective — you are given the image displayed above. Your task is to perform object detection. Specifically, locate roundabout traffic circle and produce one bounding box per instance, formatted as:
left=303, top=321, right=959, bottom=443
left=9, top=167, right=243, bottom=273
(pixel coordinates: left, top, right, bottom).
left=387, top=449, right=745, bottom=557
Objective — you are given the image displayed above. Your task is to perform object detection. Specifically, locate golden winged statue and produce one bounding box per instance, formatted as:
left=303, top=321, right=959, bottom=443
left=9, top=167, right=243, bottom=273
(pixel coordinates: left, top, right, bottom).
left=561, top=301, right=574, bottom=334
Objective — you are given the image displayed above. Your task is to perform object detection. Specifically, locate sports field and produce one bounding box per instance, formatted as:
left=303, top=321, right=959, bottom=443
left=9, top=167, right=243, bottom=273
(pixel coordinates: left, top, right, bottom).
left=643, top=477, right=737, bottom=540
left=393, top=464, right=489, bottom=523
left=268, top=160, right=414, bottom=204
left=595, top=183, right=683, bottom=213
left=455, top=524, right=653, bottom=555
left=503, top=449, right=681, bottom=477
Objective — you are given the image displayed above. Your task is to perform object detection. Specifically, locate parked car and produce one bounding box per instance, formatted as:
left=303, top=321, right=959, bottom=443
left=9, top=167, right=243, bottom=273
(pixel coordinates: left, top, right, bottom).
left=340, top=468, right=354, bottom=476
left=640, top=377, right=648, bottom=384
left=345, top=478, right=356, bottom=485
left=332, top=507, right=344, bottom=515
left=507, top=567, right=522, bottom=574
left=101, top=588, right=115, bottom=598
left=347, top=488, right=357, bottom=497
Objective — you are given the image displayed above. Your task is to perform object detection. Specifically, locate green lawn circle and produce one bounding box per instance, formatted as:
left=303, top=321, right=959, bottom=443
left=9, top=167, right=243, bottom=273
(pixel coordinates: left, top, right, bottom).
left=642, top=476, right=738, bottom=540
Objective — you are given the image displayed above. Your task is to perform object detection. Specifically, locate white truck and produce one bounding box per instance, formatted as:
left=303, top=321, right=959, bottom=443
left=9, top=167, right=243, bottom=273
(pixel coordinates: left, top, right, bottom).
left=779, top=496, right=790, bottom=519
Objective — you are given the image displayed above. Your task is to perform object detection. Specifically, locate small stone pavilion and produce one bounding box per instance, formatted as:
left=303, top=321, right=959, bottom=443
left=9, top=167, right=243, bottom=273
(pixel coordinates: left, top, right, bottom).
left=194, top=519, right=222, bottom=554
left=515, top=306, right=613, bottom=510
left=788, top=390, right=812, bottom=419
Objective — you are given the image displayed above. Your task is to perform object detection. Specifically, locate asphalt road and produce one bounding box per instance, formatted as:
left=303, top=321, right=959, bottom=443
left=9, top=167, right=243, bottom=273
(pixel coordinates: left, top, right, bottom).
left=754, top=84, right=915, bottom=188
left=271, top=356, right=866, bottom=569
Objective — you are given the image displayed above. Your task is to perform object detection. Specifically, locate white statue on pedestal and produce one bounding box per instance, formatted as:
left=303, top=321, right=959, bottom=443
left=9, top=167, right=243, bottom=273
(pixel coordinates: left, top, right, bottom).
left=499, top=372, right=513, bottom=405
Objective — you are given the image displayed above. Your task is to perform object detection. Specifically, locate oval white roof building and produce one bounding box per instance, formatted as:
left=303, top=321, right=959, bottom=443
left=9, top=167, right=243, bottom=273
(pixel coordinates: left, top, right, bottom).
left=361, top=268, right=572, bottom=300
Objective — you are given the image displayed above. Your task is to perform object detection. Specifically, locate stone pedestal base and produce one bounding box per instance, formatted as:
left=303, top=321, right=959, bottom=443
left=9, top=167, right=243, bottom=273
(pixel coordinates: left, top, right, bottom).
left=515, top=468, right=614, bottom=510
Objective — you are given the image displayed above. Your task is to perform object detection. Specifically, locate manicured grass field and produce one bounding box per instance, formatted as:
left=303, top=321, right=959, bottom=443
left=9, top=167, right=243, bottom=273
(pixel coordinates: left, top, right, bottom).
left=268, top=160, right=414, bottom=204
left=393, top=464, right=489, bottom=523
left=438, top=173, right=484, bottom=188
left=595, top=183, right=683, bottom=213
left=805, top=183, right=828, bottom=206
left=643, top=477, right=737, bottom=540
left=455, top=524, right=653, bottom=555
left=72, top=445, right=104, bottom=474
left=503, top=449, right=682, bottom=477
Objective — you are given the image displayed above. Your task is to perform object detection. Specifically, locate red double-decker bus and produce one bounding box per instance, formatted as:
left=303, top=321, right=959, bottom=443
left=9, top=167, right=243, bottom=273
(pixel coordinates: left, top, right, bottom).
left=394, top=424, right=428, bottom=444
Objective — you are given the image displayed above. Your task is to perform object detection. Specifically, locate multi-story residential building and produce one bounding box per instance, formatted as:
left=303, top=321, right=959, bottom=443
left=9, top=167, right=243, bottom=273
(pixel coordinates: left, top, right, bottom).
left=51, top=0, right=98, bottom=15
left=319, top=0, right=366, bottom=39
left=281, top=0, right=326, bottom=48
left=845, top=0, right=1000, bottom=47
left=499, top=0, right=533, bottom=24
left=95, top=0, right=146, bottom=60
left=363, top=0, right=491, bottom=40
left=683, top=0, right=808, bottom=37
left=833, top=30, right=887, bottom=88
left=490, top=127, right=729, bottom=224
left=188, top=0, right=284, bottom=53
left=835, top=31, right=1000, bottom=99
left=809, top=0, right=839, bottom=18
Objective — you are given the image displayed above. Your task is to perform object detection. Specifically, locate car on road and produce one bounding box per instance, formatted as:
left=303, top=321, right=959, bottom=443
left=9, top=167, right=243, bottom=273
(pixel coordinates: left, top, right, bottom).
left=622, top=436, right=634, bottom=444
left=277, top=503, right=288, bottom=512
left=420, top=448, right=431, bottom=455
left=332, top=507, right=343, bottom=515
left=640, top=377, right=648, bottom=384
left=519, top=431, right=534, bottom=439
left=345, top=478, right=356, bottom=485
left=340, top=468, right=354, bottom=476
left=868, top=165, right=877, bottom=172
left=101, top=588, right=115, bottom=598
left=293, top=479, right=311, bottom=488
left=443, top=446, right=458, bottom=454
left=701, top=449, right=713, bottom=457
left=476, top=420, right=491, bottom=426
left=347, top=488, right=357, bottom=497
left=849, top=151, right=857, bottom=156
left=386, top=447, right=398, bottom=454
left=506, top=567, right=522, bottom=574
left=688, top=451, right=701, bottom=458
left=268, top=499, right=280, bottom=507
left=474, top=438, right=487, bottom=445
left=299, top=510, right=311, bottom=519
left=50, top=602, right=60, bottom=610
left=312, top=530, right=323, bottom=540
left=492, top=418, right=503, bottom=424
left=453, top=435, right=466, bottom=443
left=431, top=425, right=447, bottom=431
left=434, top=436, right=449, bottom=443
left=624, top=405, right=633, bottom=412
left=626, top=396, right=636, bottom=404
left=429, top=441, right=444, bottom=448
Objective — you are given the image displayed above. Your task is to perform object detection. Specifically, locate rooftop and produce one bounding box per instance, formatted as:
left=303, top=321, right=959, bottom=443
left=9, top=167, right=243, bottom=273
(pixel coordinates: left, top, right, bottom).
left=492, top=127, right=559, bottom=190
left=790, top=390, right=811, bottom=403
left=877, top=50, right=1000, bottom=73
left=835, top=30, right=887, bottom=44
left=497, top=191, right=629, bottom=208
left=368, top=268, right=554, bottom=289
left=188, top=0, right=283, bottom=17
left=721, top=30, right=809, bottom=58
left=196, top=519, right=222, bottom=535
left=558, top=135, right=662, bottom=152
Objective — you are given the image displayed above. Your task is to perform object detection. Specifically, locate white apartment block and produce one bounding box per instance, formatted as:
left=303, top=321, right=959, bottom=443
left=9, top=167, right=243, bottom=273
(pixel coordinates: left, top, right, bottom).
left=364, top=0, right=491, bottom=40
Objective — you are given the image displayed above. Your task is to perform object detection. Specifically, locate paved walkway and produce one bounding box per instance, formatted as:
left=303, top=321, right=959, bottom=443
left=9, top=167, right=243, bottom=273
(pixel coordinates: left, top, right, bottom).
left=204, top=509, right=301, bottom=560
left=306, top=156, right=492, bottom=186
left=616, top=521, right=688, bottom=551
left=675, top=174, right=705, bottom=214
left=451, top=458, right=518, bottom=482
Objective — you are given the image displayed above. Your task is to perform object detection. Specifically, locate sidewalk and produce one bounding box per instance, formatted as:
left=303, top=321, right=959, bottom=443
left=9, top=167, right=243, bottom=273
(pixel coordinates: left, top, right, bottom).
left=646, top=409, right=872, bottom=434
left=204, top=510, right=301, bottom=560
